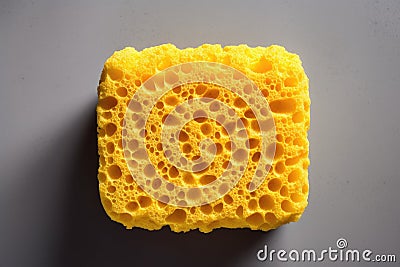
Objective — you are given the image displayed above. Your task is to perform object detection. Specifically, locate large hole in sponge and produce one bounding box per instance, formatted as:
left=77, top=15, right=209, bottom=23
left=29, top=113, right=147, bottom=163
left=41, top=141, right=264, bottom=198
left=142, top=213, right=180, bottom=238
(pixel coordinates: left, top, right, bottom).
left=248, top=199, right=258, bottom=210
left=275, top=161, right=286, bottom=174
left=290, top=193, right=303, bottom=203
left=288, top=169, right=302, bottom=183
left=178, top=131, right=189, bottom=142
left=200, top=175, right=217, bottom=185
left=259, top=195, right=274, bottom=210
left=166, top=209, right=187, bottom=223
left=280, top=186, right=289, bottom=197
left=252, top=152, right=261, bottom=162
left=244, top=109, right=256, bottom=119
left=119, top=213, right=132, bottom=224
left=106, top=142, right=115, bottom=154
left=105, top=123, right=117, bottom=136
left=108, top=165, right=122, bottom=179
left=251, top=120, right=261, bottom=132
left=107, top=185, right=116, bottom=193
left=274, top=143, right=284, bottom=159
left=251, top=57, right=272, bottom=73
left=233, top=97, right=247, bottom=108
left=125, top=175, right=133, bottom=183
left=236, top=206, right=244, bottom=217
left=126, top=201, right=139, bottom=211
left=138, top=196, right=152, bottom=208
left=292, top=111, right=304, bottom=123
left=284, top=77, right=298, bottom=87
left=246, top=138, right=260, bottom=149
left=116, top=87, right=128, bottom=97
left=200, top=204, right=213, bottom=214
left=265, top=212, right=278, bottom=224
left=195, top=84, right=207, bottom=95
left=213, top=203, right=223, bottom=212
left=168, top=166, right=180, bottom=178
left=200, top=123, right=213, bottom=135
left=203, top=89, right=220, bottom=99
left=215, top=143, right=223, bottom=155
left=107, top=68, right=123, bottom=81
left=165, top=96, right=179, bottom=106
left=293, top=137, right=307, bottom=147
left=268, top=178, right=282, bottom=192
left=246, top=212, right=264, bottom=226
left=223, top=194, right=233, bottom=204
left=285, top=156, right=301, bottom=166
left=99, top=96, right=118, bottom=110
left=183, top=173, right=195, bottom=184
left=281, top=200, right=294, bottom=212
left=269, top=98, right=297, bottom=114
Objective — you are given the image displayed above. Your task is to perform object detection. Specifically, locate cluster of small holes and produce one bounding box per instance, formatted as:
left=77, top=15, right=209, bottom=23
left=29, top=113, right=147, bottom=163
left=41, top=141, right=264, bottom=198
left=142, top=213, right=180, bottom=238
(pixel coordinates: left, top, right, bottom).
left=97, top=44, right=310, bottom=232
left=142, top=82, right=267, bottom=207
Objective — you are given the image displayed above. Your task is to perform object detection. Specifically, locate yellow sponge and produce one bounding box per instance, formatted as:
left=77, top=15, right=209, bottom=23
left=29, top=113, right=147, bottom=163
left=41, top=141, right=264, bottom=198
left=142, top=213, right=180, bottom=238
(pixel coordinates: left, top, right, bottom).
left=97, top=44, right=310, bottom=233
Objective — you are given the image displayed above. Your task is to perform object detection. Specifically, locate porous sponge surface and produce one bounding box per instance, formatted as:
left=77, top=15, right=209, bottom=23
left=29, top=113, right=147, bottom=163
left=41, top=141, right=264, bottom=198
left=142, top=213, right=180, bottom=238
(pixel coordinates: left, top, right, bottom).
left=97, top=44, right=310, bottom=233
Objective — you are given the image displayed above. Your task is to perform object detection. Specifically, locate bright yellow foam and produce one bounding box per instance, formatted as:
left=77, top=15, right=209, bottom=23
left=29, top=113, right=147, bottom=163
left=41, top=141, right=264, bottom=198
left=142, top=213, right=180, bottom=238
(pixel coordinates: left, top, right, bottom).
left=97, top=44, right=310, bottom=233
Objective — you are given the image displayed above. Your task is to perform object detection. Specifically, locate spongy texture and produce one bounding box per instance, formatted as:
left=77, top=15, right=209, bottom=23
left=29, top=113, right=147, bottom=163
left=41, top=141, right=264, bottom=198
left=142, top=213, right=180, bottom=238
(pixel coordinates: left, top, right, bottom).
left=97, top=44, right=310, bottom=233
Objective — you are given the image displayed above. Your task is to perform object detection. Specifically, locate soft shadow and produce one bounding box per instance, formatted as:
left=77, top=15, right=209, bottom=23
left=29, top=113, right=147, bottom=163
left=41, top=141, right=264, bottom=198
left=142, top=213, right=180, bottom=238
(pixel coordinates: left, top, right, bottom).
left=54, top=100, right=278, bottom=267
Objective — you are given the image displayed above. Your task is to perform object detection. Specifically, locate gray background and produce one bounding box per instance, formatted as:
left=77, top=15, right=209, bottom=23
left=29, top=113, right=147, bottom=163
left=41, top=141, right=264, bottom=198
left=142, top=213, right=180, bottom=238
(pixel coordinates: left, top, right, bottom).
left=1, top=0, right=399, bottom=266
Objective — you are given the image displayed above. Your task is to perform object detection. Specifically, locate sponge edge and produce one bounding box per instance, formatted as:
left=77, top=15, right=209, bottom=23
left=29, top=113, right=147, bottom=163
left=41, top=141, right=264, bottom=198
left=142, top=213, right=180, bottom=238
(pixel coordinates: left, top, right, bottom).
left=97, top=44, right=310, bottom=233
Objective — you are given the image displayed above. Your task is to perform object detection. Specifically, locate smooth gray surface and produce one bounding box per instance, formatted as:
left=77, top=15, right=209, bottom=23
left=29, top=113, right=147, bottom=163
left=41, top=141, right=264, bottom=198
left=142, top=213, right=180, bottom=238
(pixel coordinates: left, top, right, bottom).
left=1, top=1, right=399, bottom=266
